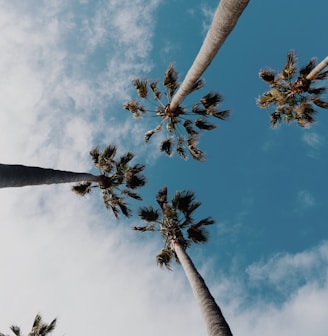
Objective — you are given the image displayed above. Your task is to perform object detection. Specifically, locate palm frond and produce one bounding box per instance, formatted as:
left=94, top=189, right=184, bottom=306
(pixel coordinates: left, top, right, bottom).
left=196, top=217, right=216, bottom=227
left=118, top=200, right=132, bottom=218
left=282, top=51, right=297, bottom=79
left=156, top=248, right=173, bottom=270
left=145, top=124, right=162, bottom=143
left=138, top=206, right=160, bottom=222
left=133, top=79, right=148, bottom=98
left=200, top=92, right=222, bottom=109
left=307, top=87, right=326, bottom=95
left=176, top=137, right=187, bottom=160
left=187, top=225, right=208, bottom=243
left=124, top=100, right=146, bottom=118
left=160, top=138, right=173, bottom=156
left=163, top=64, right=179, bottom=98
left=195, top=118, right=217, bottom=130
left=39, top=319, right=57, bottom=336
left=10, top=326, right=20, bottom=336
left=300, top=58, right=316, bottom=77
left=133, top=224, right=156, bottom=232
left=121, top=189, right=142, bottom=200
left=183, top=120, right=198, bottom=135
left=150, top=80, right=162, bottom=100
left=259, top=69, right=276, bottom=84
left=72, top=182, right=93, bottom=196
left=89, top=146, right=100, bottom=166
left=125, top=172, right=146, bottom=189
left=156, top=187, right=168, bottom=209
left=187, top=136, right=205, bottom=161
left=117, top=152, right=134, bottom=167
left=311, top=97, right=328, bottom=108
left=192, top=104, right=207, bottom=115
left=208, top=109, right=231, bottom=120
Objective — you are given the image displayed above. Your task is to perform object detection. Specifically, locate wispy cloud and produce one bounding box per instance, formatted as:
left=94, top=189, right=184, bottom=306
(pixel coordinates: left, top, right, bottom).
left=302, top=131, right=325, bottom=158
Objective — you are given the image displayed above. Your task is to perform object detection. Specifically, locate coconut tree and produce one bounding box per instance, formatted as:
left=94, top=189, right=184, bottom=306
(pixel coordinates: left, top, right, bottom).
left=0, top=314, right=56, bottom=336
left=0, top=144, right=146, bottom=218
left=125, top=64, right=230, bottom=161
left=258, top=51, right=328, bottom=127
left=168, top=0, right=250, bottom=113
left=133, top=187, right=232, bottom=336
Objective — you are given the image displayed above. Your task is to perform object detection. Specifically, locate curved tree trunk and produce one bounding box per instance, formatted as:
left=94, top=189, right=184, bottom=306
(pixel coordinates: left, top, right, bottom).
left=0, top=164, right=100, bottom=188
left=173, top=242, right=232, bottom=336
left=169, top=0, right=249, bottom=111
left=306, top=56, right=328, bottom=80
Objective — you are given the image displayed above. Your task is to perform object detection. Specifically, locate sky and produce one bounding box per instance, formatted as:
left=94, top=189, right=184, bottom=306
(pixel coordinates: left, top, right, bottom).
left=0, top=0, right=328, bottom=335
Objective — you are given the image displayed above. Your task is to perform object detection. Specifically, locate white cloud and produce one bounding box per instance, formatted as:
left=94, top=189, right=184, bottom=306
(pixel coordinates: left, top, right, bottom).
left=297, top=190, right=316, bottom=208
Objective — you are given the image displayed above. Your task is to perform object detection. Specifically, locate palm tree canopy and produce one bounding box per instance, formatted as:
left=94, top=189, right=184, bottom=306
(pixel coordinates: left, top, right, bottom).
left=0, top=314, right=56, bottom=336
left=169, top=0, right=250, bottom=111
left=134, top=187, right=215, bottom=268
left=125, top=64, right=230, bottom=161
left=72, top=144, right=146, bottom=219
left=258, top=51, right=328, bottom=127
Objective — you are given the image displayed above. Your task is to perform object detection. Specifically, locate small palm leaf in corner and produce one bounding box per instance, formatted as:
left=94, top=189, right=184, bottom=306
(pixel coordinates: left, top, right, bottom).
left=258, top=51, right=328, bottom=128
left=133, top=186, right=215, bottom=269
left=124, top=64, right=230, bottom=161
left=0, top=314, right=56, bottom=336
left=72, top=144, right=146, bottom=219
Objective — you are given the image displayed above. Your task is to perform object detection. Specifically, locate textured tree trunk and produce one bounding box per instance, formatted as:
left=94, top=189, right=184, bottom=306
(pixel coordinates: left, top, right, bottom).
left=0, top=164, right=100, bottom=188
left=173, top=242, right=232, bottom=336
left=169, top=0, right=249, bottom=111
left=306, top=56, right=328, bottom=80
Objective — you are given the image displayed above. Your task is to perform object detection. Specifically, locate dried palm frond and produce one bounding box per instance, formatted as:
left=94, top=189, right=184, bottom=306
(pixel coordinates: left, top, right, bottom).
left=299, top=59, right=316, bottom=77
left=187, top=225, right=208, bottom=243
left=195, top=118, right=217, bottom=130
left=72, top=182, right=92, bottom=196
left=183, top=120, right=198, bottom=135
left=185, top=78, right=204, bottom=95
left=164, top=64, right=179, bottom=98
left=145, top=124, right=162, bottom=142
left=160, top=138, right=173, bottom=156
left=282, top=51, right=297, bottom=80
left=156, top=248, right=173, bottom=269
left=133, top=79, right=148, bottom=98
left=187, top=136, right=205, bottom=161
left=200, top=92, right=222, bottom=109
left=259, top=69, right=276, bottom=84
left=150, top=80, right=162, bottom=100
left=156, top=187, right=168, bottom=209
left=138, top=206, right=160, bottom=222
left=124, top=100, right=146, bottom=118
left=209, top=109, right=231, bottom=120
left=176, top=137, right=187, bottom=160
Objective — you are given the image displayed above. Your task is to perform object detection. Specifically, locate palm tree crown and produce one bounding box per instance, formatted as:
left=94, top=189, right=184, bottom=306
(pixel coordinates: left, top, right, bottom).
left=72, top=144, right=146, bottom=218
left=258, top=51, right=328, bottom=127
left=124, top=64, right=230, bottom=161
left=133, top=186, right=215, bottom=268
left=0, top=314, right=56, bottom=336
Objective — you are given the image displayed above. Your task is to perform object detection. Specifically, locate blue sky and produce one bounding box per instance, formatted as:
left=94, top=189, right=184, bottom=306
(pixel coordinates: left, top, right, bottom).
left=0, top=1, right=328, bottom=335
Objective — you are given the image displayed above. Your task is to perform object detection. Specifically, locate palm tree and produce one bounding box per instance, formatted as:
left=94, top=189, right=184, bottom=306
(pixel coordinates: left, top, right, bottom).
left=0, top=314, right=56, bottom=336
left=125, top=64, right=230, bottom=161
left=133, top=187, right=232, bottom=336
left=1, top=144, right=146, bottom=218
left=169, top=0, right=250, bottom=112
left=258, top=51, right=328, bottom=127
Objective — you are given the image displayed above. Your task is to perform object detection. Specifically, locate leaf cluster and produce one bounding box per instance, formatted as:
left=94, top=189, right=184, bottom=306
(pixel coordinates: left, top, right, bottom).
left=72, top=144, right=146, bottom=219
left=258, top=51, right=328, bottom=128
left=124, top=64, right=230, bottom=161
left=0, top=314, right=56, bottom=336
left=133, top=187, right=215, bottom=269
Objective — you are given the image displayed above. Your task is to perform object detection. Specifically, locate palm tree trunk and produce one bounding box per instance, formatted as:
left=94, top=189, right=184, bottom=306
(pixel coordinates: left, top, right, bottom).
left=173, top=242, right=232, bottom=336
left=306, top=56, right=328, bottom=80
left=169, top=0, right=249, bottom=111
left=0, top=164, right=100, bottom=188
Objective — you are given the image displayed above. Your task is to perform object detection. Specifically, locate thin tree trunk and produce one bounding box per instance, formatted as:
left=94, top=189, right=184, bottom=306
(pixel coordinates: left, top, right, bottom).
left=173, top=242, right=232, bottom=336
left=169, top=0, right=249, bottom=111
left=306, top=56, right=328, bottom=80
left=0, top=164, right=100, bottom=188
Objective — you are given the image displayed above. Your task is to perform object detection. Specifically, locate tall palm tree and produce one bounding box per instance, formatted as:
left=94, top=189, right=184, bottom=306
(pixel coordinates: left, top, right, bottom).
left=125, top=64, right=230, bottom=161
left=0, top=314, right=56, bottom=336
left=258, top=51, right=328, bottom=127
left=1, top=145, right=146, bottom=218
left=133, top=187, right=232, bottom=336
left=169, top=0, right=250, bottom=112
